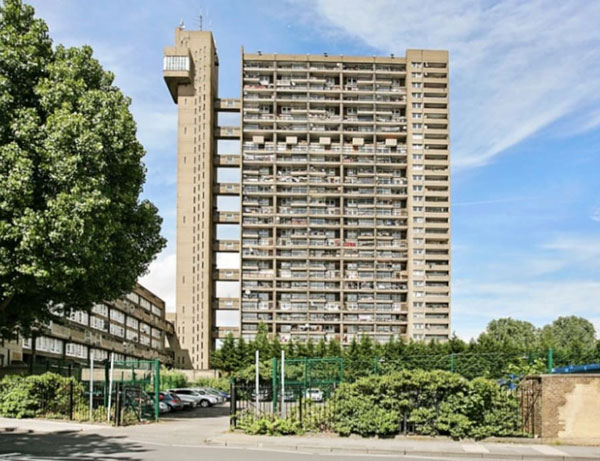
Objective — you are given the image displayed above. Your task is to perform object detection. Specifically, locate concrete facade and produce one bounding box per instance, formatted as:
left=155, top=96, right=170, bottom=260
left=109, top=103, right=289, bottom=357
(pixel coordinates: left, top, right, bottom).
left=165, top=29, right=451, bottom=370
left=0, top=284, right=174, bottom=369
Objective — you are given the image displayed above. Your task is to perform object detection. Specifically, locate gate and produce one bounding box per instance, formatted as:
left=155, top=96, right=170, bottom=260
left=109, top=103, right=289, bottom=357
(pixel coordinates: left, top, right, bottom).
left=520, top=376, right=542, bottom=436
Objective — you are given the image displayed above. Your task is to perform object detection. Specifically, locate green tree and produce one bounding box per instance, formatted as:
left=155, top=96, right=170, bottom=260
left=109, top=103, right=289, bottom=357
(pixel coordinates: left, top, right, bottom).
left=326, top=338, right=342, bottom=357
left=211, top=333, right=237, bottom=374
left=315, top=338, right=327, bottom=357
left=541, top=316, right=597, bottom=363
left=477, top=318, right=540, bottom=353
left=252, top=322, right=272, bottom=358
left=0, top=0, right=165, bottom=337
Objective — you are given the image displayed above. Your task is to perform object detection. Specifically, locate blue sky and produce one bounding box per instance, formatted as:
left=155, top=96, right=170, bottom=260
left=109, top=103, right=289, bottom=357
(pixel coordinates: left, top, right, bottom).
left=28, top=0, right=600, bottom=339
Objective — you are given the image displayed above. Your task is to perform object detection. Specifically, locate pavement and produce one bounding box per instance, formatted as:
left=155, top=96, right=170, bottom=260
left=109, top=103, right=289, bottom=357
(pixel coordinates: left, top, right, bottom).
left=1, top=405, right=600, bottom=460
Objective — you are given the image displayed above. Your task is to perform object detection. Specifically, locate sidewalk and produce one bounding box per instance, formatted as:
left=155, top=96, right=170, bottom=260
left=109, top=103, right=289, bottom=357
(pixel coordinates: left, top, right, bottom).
left=205, top=432, right=600, bottom=460
left=0, top=417, right=107, bottom=434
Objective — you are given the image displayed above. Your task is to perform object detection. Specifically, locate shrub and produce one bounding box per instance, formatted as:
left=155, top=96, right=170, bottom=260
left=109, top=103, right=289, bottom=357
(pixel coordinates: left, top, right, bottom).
left=330, top=370, right=521, bottom=439
left=0, top=373, right=84, bottom=419
left=192, top=377, right=229, bottom=392
left=237, top=411, right=303, bottom=436
left=160, top=368, right=187, bottom=390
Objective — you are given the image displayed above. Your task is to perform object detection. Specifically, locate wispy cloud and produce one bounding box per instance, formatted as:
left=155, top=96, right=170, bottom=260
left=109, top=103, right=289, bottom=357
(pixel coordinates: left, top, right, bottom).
left=304, top=0, right=600, bottom=169
left=591, top=206, right=600, bottom=222
left=453, top=278, right=600, bottom=331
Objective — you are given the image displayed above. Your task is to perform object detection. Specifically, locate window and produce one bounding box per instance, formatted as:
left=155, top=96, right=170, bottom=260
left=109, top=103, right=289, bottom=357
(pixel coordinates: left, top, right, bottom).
left=140, top=298, right=151, bottom=311
left=110, top=324, right=125, bottom=338
left=412, top=123, right=423, bottom=129
left=152, top=304, right=162, bottom=317
left=91, top=348, right=108, bottom=361
left=163, top=55, right=190, bottom=71
left=413, top=113, right=422, bottom=119
left=66, top=342, right=88, bottom=359
left=126, top=292, right=139, bottom=305
left=110, top=309, right=125, bottom=324
left=126, top=317, right=139, bottom=329
left=92, top=303, right=108, bottom=317
left=90, top=315, right=108, bottom=332
left=412, top=103, right=422, bottom=109
left=126, top=329, right=139, bottom=342
left=140, top=323, right=151, bottom=335
left=36, top=336, right=63, bottom=354
left=68, top=310, right=88, bottom=326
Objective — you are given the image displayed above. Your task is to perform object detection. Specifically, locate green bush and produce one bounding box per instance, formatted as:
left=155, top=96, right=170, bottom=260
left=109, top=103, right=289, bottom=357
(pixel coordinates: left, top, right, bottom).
left=192, top=377, right=229, bottom=391
left=237, top=411, right=303, bottom=435
left=160, top=368, right=187, bottom=390
left=330, top=370, right=521, bottom=440
left=0, top=373, right=84, bottom=419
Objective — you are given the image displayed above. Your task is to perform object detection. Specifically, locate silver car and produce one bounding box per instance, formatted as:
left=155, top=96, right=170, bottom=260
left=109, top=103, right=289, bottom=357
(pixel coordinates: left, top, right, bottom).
left=170, top=388, right=219, bottom=408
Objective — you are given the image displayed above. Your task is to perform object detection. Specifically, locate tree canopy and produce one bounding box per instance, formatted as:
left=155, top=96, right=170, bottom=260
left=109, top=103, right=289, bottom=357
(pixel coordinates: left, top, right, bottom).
left=477, top=318, right=540, bottom=353
left=0, top=0, right=165, bottom=337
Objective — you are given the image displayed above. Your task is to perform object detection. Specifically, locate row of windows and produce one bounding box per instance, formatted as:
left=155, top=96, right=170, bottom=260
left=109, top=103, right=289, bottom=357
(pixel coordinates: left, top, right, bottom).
left=22, top=335, right=164, bottom=360
left=125, top=293, right=164, bottom=317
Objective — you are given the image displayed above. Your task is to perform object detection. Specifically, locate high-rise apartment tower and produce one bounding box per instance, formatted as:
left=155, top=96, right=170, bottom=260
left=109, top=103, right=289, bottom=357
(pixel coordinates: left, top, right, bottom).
left=164, top=28, right=451, bottom=370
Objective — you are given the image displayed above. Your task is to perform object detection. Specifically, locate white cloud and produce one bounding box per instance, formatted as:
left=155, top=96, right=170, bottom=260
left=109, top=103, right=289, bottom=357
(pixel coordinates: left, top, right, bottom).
left=453, top=278, right=600, bottom=325
left=306, top=0, right=600, bottom=169
left=591, top=206, right=600, bottom=222
left=139, top=246, right=176, bottom=312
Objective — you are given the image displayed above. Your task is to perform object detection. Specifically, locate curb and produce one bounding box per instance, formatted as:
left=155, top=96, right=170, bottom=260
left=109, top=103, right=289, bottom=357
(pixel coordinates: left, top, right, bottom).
left=204, top=438, right=599, bottom=460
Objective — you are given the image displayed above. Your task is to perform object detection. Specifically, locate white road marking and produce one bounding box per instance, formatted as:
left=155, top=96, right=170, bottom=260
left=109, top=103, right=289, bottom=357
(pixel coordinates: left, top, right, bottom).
left=532, top=445, right=570, bottom=456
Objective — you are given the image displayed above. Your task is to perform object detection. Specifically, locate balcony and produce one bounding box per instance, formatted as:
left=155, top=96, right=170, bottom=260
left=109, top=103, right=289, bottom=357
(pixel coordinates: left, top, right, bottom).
left=163, top=54, right=192, bottom=103
left=215, top=126, right=241, bottom=139
left=216, top=98, right=241, bottom=112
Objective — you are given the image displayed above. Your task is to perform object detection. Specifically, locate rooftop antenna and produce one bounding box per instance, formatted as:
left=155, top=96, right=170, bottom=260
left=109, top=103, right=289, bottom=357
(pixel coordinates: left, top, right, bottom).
left=196, top=14, right=203, bottom=30
left=178, top=19, right=185, bottom=30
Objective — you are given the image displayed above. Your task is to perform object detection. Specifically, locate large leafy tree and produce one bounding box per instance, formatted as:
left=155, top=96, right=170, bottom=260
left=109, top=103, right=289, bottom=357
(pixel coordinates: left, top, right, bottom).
left=477, top=318, right=540, bottom=353
left=540, top=316, right=597, bottom=361
left=0, top=0, right=165, bottom=337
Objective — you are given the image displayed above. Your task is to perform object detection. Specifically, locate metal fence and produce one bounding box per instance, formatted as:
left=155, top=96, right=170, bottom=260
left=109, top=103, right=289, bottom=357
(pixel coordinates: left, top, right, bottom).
left=0, top=358, right=161, bottom=425
left=230, top=381, right=338, bottom=431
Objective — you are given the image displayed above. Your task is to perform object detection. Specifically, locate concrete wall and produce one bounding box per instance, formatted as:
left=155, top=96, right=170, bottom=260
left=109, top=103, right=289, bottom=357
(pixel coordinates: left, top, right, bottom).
left=523, top=374, right=600, bottom=442
left=540, top=374, right=600, bottom=441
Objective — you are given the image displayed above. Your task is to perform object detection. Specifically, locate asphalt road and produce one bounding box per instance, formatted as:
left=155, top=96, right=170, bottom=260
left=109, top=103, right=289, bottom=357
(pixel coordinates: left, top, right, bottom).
left=0, top=433, right=529, bottom=461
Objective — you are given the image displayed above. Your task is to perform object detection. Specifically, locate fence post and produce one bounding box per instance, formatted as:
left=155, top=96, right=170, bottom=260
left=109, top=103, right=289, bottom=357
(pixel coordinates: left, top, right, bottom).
left=271, top=357, right=277, bottom=413
left=373, top=356, right=379, bottom=375
left=547, top=348, right=553, bottom=374
left=154, top=359, right=160, bottom=422
left=340, top=357, right=344, bottom=383
left=450, top=354, right=455, bottom=373
left=69, top=380, right=74, bottom=420
left=115, top=382, right=121, bottom=426
left=229, top=377, right=237, bottom=428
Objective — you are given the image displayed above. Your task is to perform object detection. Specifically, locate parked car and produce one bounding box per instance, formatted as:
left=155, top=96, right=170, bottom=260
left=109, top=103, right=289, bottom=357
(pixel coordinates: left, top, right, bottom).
left=205, top=387, right=230, bottom=402
left=167, top=389, right=201, bottom=409
left=196, top=387, right=225, bottom=403
left=157, top=391, right=184, bottom=411
left=305, top=388, right=324, bottom=402
left=171, top=388, right=219, bottom=408
left=284, top=389, right=296, bottom=402
left=159, top=401, right=170, bottom=414
left=250, top=389, right=272, bottom=402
